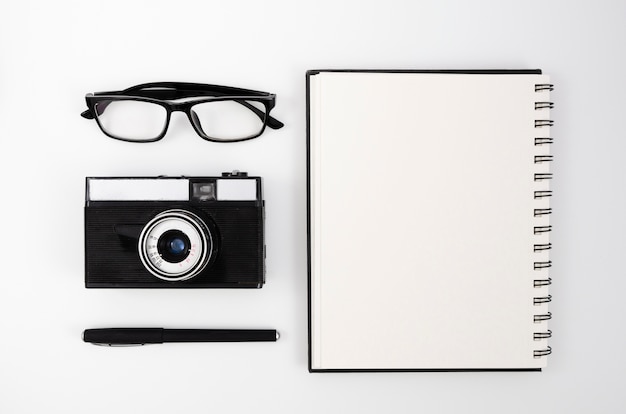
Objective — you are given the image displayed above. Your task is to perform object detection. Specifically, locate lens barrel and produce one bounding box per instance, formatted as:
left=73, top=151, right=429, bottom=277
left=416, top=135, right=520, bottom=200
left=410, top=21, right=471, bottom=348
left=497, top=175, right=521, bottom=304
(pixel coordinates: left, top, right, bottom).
left=138, top=210, right=215, bottom=281
left=157, top=229, right=191, bottom=263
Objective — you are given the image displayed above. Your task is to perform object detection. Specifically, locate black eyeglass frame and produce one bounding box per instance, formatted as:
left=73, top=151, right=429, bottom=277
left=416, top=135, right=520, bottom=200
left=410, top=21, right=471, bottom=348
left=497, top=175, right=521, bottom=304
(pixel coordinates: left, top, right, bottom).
left=81, top=82, right=284, bottom=143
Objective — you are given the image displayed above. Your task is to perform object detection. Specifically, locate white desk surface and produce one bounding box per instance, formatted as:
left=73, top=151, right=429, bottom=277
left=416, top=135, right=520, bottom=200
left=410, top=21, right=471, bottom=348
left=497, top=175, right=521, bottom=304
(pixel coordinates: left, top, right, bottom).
left=1, top=1, right=624, bottom=412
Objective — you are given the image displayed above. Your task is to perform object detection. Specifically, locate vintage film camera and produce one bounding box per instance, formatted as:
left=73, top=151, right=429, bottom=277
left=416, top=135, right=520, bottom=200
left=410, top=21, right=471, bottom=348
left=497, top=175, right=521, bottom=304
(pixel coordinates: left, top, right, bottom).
left=84, top=172, right=265, bottom=288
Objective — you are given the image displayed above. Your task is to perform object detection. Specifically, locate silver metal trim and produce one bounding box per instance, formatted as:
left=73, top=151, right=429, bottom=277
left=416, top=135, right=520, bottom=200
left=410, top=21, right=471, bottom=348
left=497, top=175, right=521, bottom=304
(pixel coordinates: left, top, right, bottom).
left=138, top=209, right=213, bottom=282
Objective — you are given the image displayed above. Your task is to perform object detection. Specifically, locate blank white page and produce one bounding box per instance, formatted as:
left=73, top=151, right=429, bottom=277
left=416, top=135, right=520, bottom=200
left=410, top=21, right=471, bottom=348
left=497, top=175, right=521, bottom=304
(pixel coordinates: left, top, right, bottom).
left=309, top=71, right=551, bottom=370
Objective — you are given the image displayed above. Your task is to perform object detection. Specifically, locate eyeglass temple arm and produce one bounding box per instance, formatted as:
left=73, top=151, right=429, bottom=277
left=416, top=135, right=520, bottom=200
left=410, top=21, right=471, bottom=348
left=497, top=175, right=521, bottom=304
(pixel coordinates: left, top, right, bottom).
left=81, top=93, right=112, bottom=119
left=231, top=99, right=284, bottom=129
left=123, top=82, right=268, bottom=98
left=81, top=100, right=112, bottom=119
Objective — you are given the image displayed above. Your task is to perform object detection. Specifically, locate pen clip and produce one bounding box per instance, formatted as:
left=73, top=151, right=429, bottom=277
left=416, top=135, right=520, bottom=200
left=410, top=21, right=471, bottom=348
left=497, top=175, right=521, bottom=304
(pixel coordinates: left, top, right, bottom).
left=91, top=343, right=148, bottom=347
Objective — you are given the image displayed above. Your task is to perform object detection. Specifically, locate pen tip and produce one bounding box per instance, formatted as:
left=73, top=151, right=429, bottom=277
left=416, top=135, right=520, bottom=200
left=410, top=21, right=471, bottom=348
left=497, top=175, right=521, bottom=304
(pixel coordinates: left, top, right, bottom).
left=276, top=331, right=280, bottom=340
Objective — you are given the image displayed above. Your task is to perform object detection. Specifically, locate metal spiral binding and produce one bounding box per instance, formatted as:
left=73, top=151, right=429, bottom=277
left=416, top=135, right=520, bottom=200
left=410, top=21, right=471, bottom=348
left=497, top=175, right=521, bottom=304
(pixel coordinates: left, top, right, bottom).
left=534, top=190, right=552, bottom=199
left=535, top=119, right=554, bottom=127
left=534, top=346, right=552, bottom=358
left=535, top=102, right=554, bottom=109
left=535, top=84, right=554, bottom=92
left=535, top=155, right=553, bottom=163
left=534, top=294, right=552, bottom=305
left=534, top=173, right=552, bottom=181
left=535, top=137, right=553, bottom=145
left=533, top=277, right=552, bottom=288
left=533, top=243, right=552, bottom=251
left=534, top=225, right=552, bottom=234
left=534, top=330, right=552, bottom=340
left=534, top=208, right=552, bottom=217
left=533, top=82, right=553, bottom=359
left=534, top=261, right=552, bottom=270
left=533, top=312, right=552, bottom=323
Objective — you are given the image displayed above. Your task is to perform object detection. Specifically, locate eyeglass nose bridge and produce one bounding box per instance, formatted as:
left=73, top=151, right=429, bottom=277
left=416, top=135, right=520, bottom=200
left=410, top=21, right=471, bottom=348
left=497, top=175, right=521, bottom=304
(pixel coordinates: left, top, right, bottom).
left=169, top=102, right=191, bottom=112
left=168, top=102, right=201, bottom=132
left=167, top=102, right=205, bottom=138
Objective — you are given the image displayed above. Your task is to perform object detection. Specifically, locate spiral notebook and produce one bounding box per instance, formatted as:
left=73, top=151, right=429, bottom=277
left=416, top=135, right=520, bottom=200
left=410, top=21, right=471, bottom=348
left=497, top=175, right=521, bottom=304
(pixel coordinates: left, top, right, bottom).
left=307, top=70, right=552, bottom=372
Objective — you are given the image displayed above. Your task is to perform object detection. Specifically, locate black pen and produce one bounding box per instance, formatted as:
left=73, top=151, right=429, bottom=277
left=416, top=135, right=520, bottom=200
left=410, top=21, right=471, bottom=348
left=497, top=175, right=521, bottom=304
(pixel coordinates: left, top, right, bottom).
left=83, top=328, right=279, bottom=346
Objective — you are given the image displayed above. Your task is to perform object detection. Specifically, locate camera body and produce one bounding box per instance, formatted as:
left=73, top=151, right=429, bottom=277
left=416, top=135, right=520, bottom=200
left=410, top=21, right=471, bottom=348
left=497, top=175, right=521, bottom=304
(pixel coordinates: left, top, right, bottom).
left=85, top=172, right=265, bottom=288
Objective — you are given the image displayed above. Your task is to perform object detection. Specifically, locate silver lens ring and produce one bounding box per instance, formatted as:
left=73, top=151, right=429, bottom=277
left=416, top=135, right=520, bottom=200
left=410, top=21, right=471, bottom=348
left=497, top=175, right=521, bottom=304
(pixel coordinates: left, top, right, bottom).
left=138, top=209, right=213, bottom=281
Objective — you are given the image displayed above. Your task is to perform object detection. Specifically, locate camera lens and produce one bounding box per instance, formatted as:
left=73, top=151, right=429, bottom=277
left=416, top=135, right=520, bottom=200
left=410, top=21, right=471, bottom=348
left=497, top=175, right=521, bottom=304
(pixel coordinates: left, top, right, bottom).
left=138, top=210, right=217, bottom=282
left=157, top=230, right=191, bottom=263
left=169, top=238, right=186, bottom=254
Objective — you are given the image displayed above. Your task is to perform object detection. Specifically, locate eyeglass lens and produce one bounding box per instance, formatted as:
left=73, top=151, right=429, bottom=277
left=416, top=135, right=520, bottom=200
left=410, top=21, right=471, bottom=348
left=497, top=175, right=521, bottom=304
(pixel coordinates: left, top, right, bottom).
left=95, top=100, right=167, bottom=141
left=190, top=100, right=265, bottom=141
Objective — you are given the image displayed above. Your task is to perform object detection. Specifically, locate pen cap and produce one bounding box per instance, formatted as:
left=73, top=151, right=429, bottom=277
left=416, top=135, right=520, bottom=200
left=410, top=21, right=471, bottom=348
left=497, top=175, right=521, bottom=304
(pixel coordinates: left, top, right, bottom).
left=83, top=328, right=164, bottom=344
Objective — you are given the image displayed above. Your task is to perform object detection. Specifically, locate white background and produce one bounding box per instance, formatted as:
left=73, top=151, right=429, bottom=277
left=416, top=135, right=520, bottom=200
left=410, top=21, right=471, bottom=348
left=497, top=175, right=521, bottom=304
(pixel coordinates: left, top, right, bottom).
left=0, top=0, right=624, bottom=412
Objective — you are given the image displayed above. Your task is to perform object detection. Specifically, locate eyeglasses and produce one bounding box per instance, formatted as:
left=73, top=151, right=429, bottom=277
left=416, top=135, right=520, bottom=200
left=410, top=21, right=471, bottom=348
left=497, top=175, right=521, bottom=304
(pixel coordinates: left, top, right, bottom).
left=81, top=82, right=284, bottom=143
